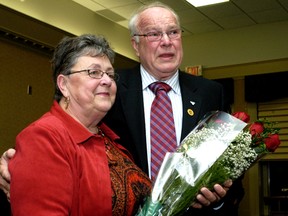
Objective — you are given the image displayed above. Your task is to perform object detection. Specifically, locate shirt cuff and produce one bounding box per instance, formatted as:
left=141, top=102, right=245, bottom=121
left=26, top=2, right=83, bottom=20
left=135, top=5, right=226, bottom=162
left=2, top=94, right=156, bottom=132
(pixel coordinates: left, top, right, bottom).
left=213, top=202, right=224, bottom=210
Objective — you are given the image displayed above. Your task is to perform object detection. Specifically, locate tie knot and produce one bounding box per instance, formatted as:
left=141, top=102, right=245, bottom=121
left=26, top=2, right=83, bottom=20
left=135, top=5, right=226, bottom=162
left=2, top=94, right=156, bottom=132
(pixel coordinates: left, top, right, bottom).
left=149, top=82, right=171, bottom=94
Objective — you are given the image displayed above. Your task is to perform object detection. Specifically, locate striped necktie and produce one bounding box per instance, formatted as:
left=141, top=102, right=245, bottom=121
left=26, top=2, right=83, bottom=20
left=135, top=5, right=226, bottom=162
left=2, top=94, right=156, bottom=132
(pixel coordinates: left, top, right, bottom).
left=149, top=82, right=177, bottom=181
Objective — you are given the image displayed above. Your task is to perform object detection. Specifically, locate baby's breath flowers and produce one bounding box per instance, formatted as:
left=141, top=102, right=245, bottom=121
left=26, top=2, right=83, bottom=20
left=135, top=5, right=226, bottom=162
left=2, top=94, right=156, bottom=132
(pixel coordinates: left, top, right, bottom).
left=137, top=111, right=281, bottom=216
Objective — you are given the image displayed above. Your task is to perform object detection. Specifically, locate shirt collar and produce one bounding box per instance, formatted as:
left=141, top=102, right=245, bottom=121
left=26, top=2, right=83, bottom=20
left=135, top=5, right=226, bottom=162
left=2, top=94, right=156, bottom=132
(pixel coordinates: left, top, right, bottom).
left=50, top=101, right=119, bottom=144
left=140, top=65, right=181, bottom=95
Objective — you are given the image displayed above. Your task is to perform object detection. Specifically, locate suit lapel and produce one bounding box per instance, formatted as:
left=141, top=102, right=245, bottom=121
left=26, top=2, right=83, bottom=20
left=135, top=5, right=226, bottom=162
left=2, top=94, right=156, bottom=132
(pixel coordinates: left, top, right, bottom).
left=179, top=73, right=203, bottom=141
left=118, top=67, right=149, bottom=172
left=117, top=69, right=209, bottom=172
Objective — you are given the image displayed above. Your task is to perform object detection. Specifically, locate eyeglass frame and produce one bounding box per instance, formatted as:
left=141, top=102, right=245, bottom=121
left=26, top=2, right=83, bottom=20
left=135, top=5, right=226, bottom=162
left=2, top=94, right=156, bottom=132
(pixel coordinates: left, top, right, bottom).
left=133, top=29, right=183, bottom=42
left=67, top=69, right=119, bottom=81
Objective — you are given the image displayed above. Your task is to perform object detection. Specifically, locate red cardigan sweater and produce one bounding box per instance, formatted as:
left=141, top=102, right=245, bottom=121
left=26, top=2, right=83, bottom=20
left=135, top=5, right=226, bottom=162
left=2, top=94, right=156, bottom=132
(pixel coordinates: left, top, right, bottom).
left=10, top=101, right=115, bottom=216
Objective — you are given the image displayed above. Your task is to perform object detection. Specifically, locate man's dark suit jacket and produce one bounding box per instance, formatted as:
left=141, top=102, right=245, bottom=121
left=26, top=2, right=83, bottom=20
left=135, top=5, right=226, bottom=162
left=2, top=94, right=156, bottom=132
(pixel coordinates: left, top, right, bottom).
left=104, top=65, right=244, bottom=216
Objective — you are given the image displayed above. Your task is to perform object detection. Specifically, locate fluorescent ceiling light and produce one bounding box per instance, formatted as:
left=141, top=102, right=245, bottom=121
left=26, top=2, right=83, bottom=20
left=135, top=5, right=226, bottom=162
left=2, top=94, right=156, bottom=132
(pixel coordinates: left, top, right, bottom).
left=186, top=0, right=229, bottom=7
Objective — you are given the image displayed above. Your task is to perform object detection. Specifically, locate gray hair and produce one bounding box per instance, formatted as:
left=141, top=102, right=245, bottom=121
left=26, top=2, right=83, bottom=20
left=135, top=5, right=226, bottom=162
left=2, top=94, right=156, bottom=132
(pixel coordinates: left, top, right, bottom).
left=128, top=1, right=181, bottom=42
left=51, top=34, right=115, bottom=101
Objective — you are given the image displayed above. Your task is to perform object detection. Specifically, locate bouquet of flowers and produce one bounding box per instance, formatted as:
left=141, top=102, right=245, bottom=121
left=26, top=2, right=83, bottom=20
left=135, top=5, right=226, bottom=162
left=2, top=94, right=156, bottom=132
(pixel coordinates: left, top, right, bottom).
left=137, top=111, right=281, bottom=216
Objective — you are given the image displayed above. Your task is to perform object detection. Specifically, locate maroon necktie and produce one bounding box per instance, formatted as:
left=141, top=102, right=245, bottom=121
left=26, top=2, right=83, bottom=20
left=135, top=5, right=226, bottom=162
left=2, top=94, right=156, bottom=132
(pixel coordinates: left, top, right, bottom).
left=149, top=82, right=177, bottom=181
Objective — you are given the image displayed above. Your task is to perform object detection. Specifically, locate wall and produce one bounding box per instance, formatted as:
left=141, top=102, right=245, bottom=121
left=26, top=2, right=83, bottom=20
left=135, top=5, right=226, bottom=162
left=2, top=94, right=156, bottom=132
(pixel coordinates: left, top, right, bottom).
left=181, top=20, right=288, bottom=69
left=0, top=38, right=53, bottom=154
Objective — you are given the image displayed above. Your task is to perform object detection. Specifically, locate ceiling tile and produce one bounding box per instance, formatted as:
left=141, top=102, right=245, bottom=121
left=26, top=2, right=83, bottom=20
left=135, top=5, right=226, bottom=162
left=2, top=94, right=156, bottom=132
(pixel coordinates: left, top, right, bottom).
left=109, top=2, right=144, bottom=19
left=182, top=20, right=223, bottom=34
left=96, top=9, right=126, bottom=22
left=232, top=0, right=283, bottom=13
left=178, top=8, right=210, bottom=24
left=91, top=0, right=137, bottom=8
left=72, top=0, right=104, bottom=12
left=249, top=8, right=288, bottom=23
left=198, top=2, right=243, bottom=18
left=137, top=0, right=193, bottom=11
left=278, top=0, right=288, bottom=10
left=214, top=14, right=256, bottom=29
left=73, top=0, right=288, bottom=35
left=157, top=0, right=193, bottom=11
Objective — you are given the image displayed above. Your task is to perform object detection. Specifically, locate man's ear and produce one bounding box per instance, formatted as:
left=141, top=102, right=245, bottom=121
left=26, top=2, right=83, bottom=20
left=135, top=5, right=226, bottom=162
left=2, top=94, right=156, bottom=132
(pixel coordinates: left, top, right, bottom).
left=131, top=38, right=140, bottom=57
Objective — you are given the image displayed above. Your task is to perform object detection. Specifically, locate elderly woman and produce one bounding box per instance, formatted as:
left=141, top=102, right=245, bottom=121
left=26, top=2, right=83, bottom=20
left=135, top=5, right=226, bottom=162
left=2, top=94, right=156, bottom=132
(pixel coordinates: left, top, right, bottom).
left=8, top=34, right=151, bottom=216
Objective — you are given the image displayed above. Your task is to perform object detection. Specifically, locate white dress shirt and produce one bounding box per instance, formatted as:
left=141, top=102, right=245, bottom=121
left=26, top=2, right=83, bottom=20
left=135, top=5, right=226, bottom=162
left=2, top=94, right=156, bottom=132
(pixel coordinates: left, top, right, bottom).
left=140, top=65, right=183, bottom=178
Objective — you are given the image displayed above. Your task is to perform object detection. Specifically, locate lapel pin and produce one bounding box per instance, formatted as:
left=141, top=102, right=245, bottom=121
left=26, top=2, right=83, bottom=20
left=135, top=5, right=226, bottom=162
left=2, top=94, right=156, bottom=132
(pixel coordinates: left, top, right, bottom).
left=190, top=101, right=195, bottom=105
left=187, top=109, right=194, bottom=116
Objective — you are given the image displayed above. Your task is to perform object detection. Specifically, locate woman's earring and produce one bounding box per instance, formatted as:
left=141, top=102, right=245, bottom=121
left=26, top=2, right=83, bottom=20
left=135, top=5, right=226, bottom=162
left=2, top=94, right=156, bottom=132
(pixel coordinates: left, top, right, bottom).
left=64, top=96, right=70, bottom=109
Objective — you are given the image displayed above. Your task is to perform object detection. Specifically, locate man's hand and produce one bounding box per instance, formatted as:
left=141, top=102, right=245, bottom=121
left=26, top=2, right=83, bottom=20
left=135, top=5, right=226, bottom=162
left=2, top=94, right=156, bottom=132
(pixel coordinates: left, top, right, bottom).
left=192, top=179, right=232, bottom=208
left=0, top=148, right=15, bottom=202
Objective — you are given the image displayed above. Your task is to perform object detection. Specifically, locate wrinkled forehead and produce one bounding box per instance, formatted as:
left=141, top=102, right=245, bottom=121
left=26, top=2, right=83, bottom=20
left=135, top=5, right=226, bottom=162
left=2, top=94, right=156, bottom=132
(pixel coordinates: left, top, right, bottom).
left=137, top=7, right=179, bottom=31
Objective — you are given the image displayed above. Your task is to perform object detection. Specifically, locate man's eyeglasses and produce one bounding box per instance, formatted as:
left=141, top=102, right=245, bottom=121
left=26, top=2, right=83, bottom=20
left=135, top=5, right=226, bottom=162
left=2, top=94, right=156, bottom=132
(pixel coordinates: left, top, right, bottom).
left=133, top=29, right=183, bottom=42
left=67, top=69, right=119, bottom=81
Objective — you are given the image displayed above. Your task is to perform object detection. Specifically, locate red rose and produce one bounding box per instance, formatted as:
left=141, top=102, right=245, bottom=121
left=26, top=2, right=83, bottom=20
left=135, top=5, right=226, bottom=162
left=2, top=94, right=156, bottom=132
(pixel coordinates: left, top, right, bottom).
left=232, top=112, right=250, bottom=123
left=249, top=122, right=264, bottom=137
left=264, top=134, right=281, bottom=152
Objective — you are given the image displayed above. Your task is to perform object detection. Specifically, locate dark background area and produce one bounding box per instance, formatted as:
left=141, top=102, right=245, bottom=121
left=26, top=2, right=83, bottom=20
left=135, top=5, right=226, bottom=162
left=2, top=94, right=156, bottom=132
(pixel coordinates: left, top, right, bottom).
left=245, top=71, right=288, bottom=102
left=0, top=190, right=10, bottom=215
left=214, top=71, right=288, bottom=105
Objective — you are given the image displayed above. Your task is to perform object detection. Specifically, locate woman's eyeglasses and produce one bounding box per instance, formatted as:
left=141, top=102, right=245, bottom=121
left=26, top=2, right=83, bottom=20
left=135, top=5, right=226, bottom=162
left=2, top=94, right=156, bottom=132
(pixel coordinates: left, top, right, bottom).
left=67, top=69, right=119, bottom=81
